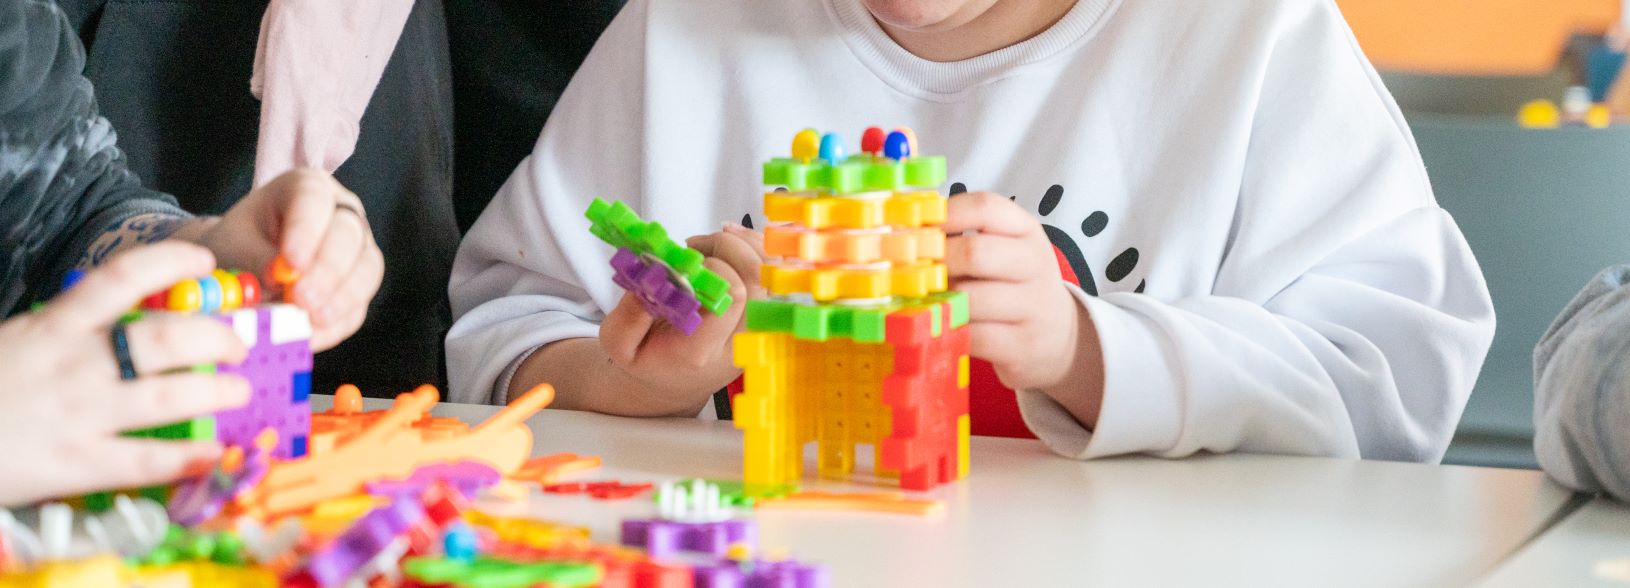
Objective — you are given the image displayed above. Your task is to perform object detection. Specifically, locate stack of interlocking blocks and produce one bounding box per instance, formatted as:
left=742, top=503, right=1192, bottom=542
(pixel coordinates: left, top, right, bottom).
left=734, top=127, right=971, bottom=492
left=85, top=271, right=313, bottom=511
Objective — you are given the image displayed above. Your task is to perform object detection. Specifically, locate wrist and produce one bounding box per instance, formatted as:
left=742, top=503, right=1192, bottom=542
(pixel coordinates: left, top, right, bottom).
left=1036, top=288, right=1104, bottom=429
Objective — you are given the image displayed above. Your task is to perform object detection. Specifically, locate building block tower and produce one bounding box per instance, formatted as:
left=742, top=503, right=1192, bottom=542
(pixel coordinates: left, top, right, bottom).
left=733, top=127, right=971, bottom=492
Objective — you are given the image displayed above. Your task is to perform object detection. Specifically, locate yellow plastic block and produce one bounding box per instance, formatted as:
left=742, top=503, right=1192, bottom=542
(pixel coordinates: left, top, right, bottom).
left=733, top=331, right=806, bottom=486
left=763, top=191, right=947, bottom=229
left=465, top=511, right=591, bottom=550
left=764, top=226, right=945, bottom=265
left=0, top=557, right=124, bottom=588
left=805, top=338, right=894, bottom=479
left=762, top=261, right=947, bottom=301
left=957, top=414, right=971, bottom=478
left=957, top=355, right=970, bottom=388
left=126, top=562, right=277, bottom=588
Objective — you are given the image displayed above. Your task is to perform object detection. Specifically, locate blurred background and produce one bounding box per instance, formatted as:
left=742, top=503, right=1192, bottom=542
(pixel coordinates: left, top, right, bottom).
left=1338, top=0, right=1630, bottom=468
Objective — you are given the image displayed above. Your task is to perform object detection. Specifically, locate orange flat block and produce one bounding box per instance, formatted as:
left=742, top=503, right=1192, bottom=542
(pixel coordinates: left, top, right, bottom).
left=1336, top=0, right=1619, bottom=74
left=511, top=453, right=603, bottom=485
left=237, top=384, right=552, bottom=517
left=756, top=491, right=944, bottom=516
left=764, top=225, right=945, bottom=265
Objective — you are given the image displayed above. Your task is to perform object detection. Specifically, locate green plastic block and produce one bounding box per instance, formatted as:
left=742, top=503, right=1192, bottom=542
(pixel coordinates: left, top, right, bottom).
left=128, top=416, right=216, bottom=441
left=762, top=155, right=947, bottom=195
left=584, top=198, right=733, bottom=315
left=403, top=557, right=601, bottom=588
left=744, top=291, right=970, bottom=343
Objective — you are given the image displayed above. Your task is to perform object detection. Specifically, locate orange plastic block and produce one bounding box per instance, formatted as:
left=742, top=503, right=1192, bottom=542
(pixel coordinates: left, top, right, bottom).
left=308, top=385, right=469, bottom=454
left=756, top=491, right=944, bottom=516
left=511, top=453, right=603, bottom=485
left=763, top=191, right=947, bottom=229
left=762, top=260, right=947, bottom=300
left=236, top=384, right=552, bottom=517
left=764, top=225, right=944, bottom=265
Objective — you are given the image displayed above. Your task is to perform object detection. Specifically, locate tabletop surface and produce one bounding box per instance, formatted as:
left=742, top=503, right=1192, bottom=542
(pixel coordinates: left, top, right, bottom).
left=311, top=395, right=1576, bottom=587
left=1480, top=497, right=1630, bottom=587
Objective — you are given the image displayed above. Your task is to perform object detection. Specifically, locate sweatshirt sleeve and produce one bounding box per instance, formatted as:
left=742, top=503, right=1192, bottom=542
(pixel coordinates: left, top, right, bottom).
left=0, top=0, right=188, bottom=317
left=445, top=0, right=651, bottom=405
left=1533, top=266, right=1630, bottom=500
left=1018, top=0, right=1496, bottom=463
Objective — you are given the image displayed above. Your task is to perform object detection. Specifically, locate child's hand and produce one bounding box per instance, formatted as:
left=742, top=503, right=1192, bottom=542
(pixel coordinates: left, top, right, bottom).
left=594, top=226, right=762, bottom=414
left=0, top=242, right=251, bottom=506
left=944, top=192, right=1093, bottom=392
left=179, top=169, right=382, bottom=352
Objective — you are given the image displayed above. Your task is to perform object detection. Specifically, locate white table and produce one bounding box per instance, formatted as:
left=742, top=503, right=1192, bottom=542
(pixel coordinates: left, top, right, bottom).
left=1480, top=498, right=1630, bottom=587
left=311, top=396, right=1575, bottom=587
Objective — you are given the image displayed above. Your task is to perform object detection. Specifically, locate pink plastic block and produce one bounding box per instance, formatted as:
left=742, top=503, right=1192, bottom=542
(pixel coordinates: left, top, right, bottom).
left=611, top=248, right=705, bottom=335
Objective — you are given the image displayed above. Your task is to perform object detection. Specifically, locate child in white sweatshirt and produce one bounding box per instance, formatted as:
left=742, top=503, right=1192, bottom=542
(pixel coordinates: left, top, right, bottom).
left=447, top=0, right=1497, bottom=462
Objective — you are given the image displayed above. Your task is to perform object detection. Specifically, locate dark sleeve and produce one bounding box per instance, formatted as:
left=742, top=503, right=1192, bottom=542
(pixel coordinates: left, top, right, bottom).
left=1533, top=265, right=1630, bottom=501
left=0, top=0, right=187, bottom=316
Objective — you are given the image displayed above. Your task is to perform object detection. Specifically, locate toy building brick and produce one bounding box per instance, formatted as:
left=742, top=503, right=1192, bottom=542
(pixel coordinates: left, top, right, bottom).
left=734, top=127, right=970, bottom=492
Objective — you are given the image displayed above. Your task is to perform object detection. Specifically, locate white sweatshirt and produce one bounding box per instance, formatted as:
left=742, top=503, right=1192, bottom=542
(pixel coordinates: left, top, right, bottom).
left=447, top=0, right=1496, bottom=463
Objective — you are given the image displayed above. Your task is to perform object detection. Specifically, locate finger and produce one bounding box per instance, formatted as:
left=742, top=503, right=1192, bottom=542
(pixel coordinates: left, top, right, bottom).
left=263, top=169, right=349, bottom=269
left=942, top=191, right=1043, bottom=237
left=599, top=293, right=657, bottom=365
left=721, top=223, right=766, bottom=259
left=944, top=232, right=1049, bottom=282
left=60, top=438, right=223, bottom=497
left=106, top=373, right=251, bottom=432
left=968, top=322, right=1024, bottom=373
left=44, top=242, right=216, bottom=331
left=291, top=202, right=369, bottom=310
left=706, top=231, right=766, bottom=296
left=952, top=281, right=1031, bottom=323
left=308, top=244, right=382, bottom=351
left=123, top=314, right=250, bottom=375
left=686, top=233, right=720, bottom=257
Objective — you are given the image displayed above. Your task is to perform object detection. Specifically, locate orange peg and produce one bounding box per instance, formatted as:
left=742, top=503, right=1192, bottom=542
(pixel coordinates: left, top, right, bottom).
left=332, top=384, right=363, bottom=414
left=267, top=255, right=301, bottom=302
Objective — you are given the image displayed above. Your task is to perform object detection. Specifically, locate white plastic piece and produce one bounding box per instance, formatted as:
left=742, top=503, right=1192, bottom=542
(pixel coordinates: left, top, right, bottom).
left=38, top=503, right=72, bottom=560
left=268, top=304, right=313, bottom=345
left=658, top=479, right=733, bottom=523
left=231, top=308, right=259, bottom=347
left=236, top=517, right=303, bottom=564
left=93, top=496, right=169, bottom=558
left=0, top=509, right=43, bottom=566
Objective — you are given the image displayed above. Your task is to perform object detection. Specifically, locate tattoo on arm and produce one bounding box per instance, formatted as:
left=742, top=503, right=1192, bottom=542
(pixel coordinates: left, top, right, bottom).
left=77, top=213, right=190, bottom=268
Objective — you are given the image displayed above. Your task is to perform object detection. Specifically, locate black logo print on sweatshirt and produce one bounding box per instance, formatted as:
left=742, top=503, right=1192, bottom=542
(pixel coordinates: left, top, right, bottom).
left=948, top=182, right=1144, bottom=296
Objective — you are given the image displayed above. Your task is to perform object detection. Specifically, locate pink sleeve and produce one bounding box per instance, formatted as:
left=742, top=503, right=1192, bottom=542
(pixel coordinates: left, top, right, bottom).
left=250, top=0, right=416, bottom=187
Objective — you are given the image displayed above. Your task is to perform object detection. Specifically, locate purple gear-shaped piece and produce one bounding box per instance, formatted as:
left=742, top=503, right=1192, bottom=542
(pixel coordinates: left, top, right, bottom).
left=167, top=439, right=272, bottom=526
left=610, top=248, right=705, bottom=335
left=693, top=558, right=830, bottom=588
left=304, top=500, right=425, bottom=586
left=620, top=518, right=756, bottom=558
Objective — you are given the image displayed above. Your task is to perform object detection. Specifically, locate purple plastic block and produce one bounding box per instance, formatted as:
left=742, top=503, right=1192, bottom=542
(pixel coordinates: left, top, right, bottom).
left=213, top=307, right=313, bottom=458
left=693, top=559, right=828, bottom=588
left=364, top=461, right=501, bottom=498
left=305, top=500, right=425, bottom=587
left=620, top=518, right=756, bottom=558
left=167, top=441, right=272, bottom=525
left=610, top=248, right=705, bottom=335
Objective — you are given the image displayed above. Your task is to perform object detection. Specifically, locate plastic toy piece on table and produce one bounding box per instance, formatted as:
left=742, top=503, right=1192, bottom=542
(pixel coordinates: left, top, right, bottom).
left=585, top=198, right=733, bottom=315
left=464, top=512, right=591, bottom=551
left=760, top=259, right=948, bottom=301
left=763, top=225, right=945, bottom=265
left=133, top=525, right=251, bottom=567
left=0, top=556, right=124, bottom=588
left=301, top=500, right=425, bottom=587
left=619, top=518, right=755, bottom=558
left=401, top=556, right=602, bottom=588
left=168, top=429, right=276, bottom=526
left=611, top=248, right=706, bottom=335
left=125, top=561, right=278, bottom=588
left=308, top=385, right=469, bottom=455
left=364, top=461, right=502, bottom=498
left=486, top=542, right=690, bottom=588
left=755, top=491, right=945, bottom=517
left=234, top=384, right=552, bottom=518
left=692, top=558, right=829, bottom=588
left=510, top=453, right=603, bottom=485
left=656, top=479, right=733, bottom=523
left=762, top=154, right=947, bottom=196
left=542, top=481, right=655, bottom=501
left=762, top=191, right=947, bottom=230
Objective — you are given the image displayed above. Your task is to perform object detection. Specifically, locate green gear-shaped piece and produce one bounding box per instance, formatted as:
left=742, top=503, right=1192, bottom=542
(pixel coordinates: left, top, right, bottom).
left=584, top=198, right=733, bottom=315
left=743, top=291, right=968, bottom=343
left=763, top=155, right=947, bottom=195
left=402, top=556, right=602, bottom=588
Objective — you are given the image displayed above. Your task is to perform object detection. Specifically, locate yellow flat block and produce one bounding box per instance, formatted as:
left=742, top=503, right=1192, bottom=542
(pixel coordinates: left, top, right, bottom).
left=762, top=261, right=947, bottom=301
left=764, top=226, right=944, bottom=265
left=764, top=191, right=947, bottom=230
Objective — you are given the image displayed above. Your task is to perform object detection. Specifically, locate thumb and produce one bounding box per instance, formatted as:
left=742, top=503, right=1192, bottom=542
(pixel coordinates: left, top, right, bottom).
left=262, top=169, right=342, bottom=270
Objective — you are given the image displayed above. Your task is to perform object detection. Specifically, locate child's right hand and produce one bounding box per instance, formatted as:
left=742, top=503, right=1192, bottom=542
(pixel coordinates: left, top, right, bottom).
left=595, top=225, right=762, bottom=414
left=0, top=242, right=251, bottom=507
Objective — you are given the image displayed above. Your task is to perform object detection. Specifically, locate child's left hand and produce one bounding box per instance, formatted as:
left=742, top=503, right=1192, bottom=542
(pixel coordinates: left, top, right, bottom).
left=943, top=192, right=1092, bottom=392
left=177, top=169, right=382, bottom=351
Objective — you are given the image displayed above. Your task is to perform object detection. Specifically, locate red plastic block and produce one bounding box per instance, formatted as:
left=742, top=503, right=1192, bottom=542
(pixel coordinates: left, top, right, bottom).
left=879, top=302, right=970, bottom=491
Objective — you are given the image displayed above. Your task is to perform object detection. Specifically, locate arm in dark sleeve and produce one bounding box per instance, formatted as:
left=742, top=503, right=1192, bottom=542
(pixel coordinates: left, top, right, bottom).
left=1534, top=265, right=1630, bottom=500
left=0, top=0, right=189, bottom=316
